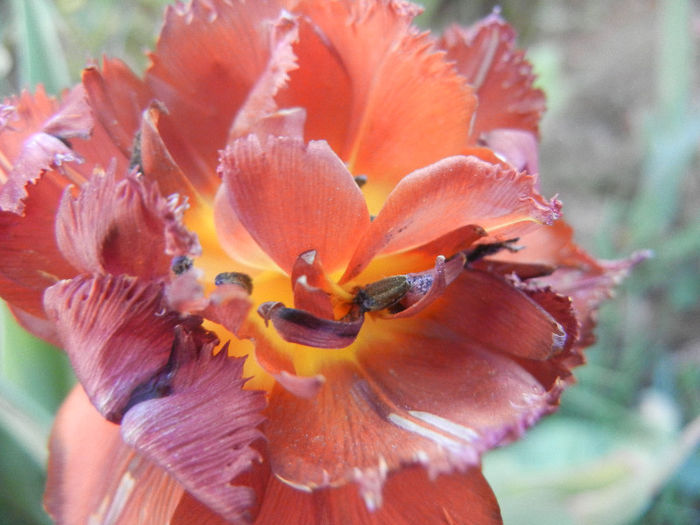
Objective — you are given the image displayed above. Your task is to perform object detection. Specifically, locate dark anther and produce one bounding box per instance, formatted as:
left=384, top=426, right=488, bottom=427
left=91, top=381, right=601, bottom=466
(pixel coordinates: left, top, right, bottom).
left=171, top=255, right=194, bottom=275
left=355, top=275, right=410, bottom=312
left=353, top=175, right=368, bottom=188
left=129, top=129, right=143, bottom=172
left=215, top=272, right=253, bottom=294
left=464, top=238, right=522, bottom=266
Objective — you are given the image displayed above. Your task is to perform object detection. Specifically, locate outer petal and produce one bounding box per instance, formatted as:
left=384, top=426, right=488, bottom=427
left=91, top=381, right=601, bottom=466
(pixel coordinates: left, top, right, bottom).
left=288, top=0, right=476, bottom=192
left=417, top=269, right=571, bottom=361
left=121, top=331, right=267, bottom=524
left=219, top=135, right=370, bottom=274
left=343, top=155, right=560, bottom=281
left=45, top=273, right=268, bottom=522
left=441, top=13, right=545, bottom=141
left=256, top=466, right=501, bottom=524
left=45, top=385, right=184, bottom=525
left=265, top=324, right=559, bottom=496
left=55, top=169, right=200, bottom=278
left=145, top=0, right=289, bottom=196
left=0, top=172, right=77, bottom=317
left=0, top=86, right=89, bottom=213
left=44, top=275, right=184, bottom=422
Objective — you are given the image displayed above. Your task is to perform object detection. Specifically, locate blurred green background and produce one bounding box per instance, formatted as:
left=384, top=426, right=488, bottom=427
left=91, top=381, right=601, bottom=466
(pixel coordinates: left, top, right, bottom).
left=0, top=0, right=698, bottom=524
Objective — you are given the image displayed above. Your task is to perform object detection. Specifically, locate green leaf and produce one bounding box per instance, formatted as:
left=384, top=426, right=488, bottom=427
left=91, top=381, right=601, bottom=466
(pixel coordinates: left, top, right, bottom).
left=10, top=0, right=70, bottom=93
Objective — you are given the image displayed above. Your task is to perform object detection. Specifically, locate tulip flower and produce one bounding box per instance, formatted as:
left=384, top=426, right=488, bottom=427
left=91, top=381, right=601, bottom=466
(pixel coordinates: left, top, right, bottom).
left=0, top=1, right=643, bottom=523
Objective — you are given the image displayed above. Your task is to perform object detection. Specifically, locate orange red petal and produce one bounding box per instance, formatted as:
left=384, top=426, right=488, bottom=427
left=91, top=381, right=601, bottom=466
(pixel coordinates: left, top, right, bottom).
left=441, top=13, right=545, bottom=141
left=45, top=385, right=184, bottom=525
left=145, top=0, right=288, bottom=197
left=0, top=171, right=77, bottom=318
left=256, top=466, right=501, bottom=524
left=264, top=329, right=557, bottom=494
left=343, top=155, right=559, bottom=281
left=292, top=0, right=475, bottom=193
left=219, top=135, right=370, bottom=275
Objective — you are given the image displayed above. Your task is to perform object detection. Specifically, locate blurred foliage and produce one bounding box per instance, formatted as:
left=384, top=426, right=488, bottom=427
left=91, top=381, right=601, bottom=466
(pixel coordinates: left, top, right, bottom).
left=0, top=0, right=698, bottom=524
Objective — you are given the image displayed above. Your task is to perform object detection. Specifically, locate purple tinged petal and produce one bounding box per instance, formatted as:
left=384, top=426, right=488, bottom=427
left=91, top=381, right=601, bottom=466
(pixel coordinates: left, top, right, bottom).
left=258, top=302, right=364, bottom=349
left=55, top=168, right=200, bottom=278
left=44, top=274, right=183, bottom=423
left=121, top=330, right=266, bottom=523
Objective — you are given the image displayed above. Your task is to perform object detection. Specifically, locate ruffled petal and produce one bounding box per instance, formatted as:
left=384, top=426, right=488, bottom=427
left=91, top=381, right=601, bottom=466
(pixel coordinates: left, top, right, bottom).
left=45, top=273, right=268, bottom=522
left=289, top=0, right=475, bottom=193
left=45, top=385, right=184, bottom=525
left=441, top=13, right=545, bottom=141
left=228, top=11, right=299, bottom=140
left=145, top=0, right=289, bottom=196
left=219, top=135, right=370, bottom=275
left=55, top=169, right=200, bottom=278
left=0, top=171, right=77, bottom=317
left=0, top=86, right=90, bottom=214
left=256, top=466, right=501, bottom=524
left=343, top=155, right=560, bottom=281
left=121, top=330, right=267, bottom=523
left=537, top=251, right=650, bottom=351
left=265, top=327, right=557, bottom=493
left=1, top=87, right=57, bottom=169
left=43, top=274, right=184, bottom=422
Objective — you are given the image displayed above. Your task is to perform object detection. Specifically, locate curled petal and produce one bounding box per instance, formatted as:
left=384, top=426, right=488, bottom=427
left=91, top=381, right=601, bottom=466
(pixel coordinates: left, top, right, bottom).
left=343, top=155, right=560, bottom=281
left=483, top=128, right=539, bottom=174
left=274, top=370, right=326, bottom=399
left=291, top=250, right=335, bottom=319
left=121, top=329, right=267, bottom=523
left=6, top=303, right=60, bottom=346
left=387, top=254, right=464, bottom=319
left=45, top=386, right=184, bottom=525
left=44, top=274, right=183, bottom=422
left=276, top=15, right=352, bottom=152
left=146, top=0, right=291, bottom=196
left=410, top=223, right=486, bottom=258
left=138, top=103, right=199, bottom=201
left=55, top=169, right=200, bottom=278
left=441, top=13, right=545, bottom=140
left=258, top=302, right=364, bottom=349
left=228, top=11, right=300, bottom=140
left=256, top=466, right=501, bottom=524
left=421, top=270, right=570, bottom=361
left=220, top=135, right=370, bottom=274
left=201, top=283, right=253, bottom=335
